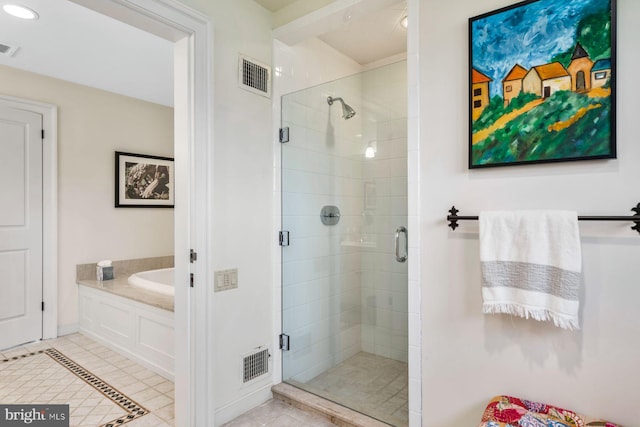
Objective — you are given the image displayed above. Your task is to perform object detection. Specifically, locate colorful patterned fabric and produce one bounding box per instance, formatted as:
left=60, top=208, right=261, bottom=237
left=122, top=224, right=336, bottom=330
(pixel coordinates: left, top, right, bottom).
left=479, top=396, right=621, bottom=427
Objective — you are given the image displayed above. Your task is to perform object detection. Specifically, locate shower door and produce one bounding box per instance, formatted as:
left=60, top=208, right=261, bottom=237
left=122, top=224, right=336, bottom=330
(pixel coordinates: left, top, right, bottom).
left=281, top=61, right=409, bottom=426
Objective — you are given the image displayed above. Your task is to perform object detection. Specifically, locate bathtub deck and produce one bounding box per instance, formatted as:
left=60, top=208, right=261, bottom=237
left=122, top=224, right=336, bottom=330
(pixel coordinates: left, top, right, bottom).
left=76, top=256, right=174, bottom=312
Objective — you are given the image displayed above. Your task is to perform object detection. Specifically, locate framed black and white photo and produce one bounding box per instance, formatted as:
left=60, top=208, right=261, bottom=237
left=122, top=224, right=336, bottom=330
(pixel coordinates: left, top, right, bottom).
left=115, top=151, right=174, bottom=208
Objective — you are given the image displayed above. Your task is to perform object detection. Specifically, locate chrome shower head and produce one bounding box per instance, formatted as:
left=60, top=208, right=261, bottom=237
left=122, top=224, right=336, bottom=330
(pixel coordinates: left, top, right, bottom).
left=327, top=96, right=356, bottom=120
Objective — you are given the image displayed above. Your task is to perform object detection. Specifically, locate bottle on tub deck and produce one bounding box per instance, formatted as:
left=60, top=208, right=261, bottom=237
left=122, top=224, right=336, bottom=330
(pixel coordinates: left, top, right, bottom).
left=96, top=260, right=114, bottom=281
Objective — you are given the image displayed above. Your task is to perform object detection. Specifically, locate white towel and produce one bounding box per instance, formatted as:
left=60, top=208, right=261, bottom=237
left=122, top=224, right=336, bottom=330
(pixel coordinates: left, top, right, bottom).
left=479, top=210, right=582, bottom=330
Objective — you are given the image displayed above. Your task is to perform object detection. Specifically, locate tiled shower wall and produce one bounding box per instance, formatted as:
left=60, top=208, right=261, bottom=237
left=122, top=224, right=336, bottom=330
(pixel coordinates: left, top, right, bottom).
left=360, top=61, right=408, bottom=362
left=281, top=61, right=408, bottom=382
left=360, top=119, right=408, bottom=362
left=272, top=38, right=363, bottom=386
left=281, top=75, right=365, bottom=382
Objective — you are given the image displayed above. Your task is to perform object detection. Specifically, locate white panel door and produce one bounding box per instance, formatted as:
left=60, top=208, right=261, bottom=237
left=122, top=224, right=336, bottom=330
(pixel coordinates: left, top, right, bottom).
left=0, top=106, right=43, bottom=350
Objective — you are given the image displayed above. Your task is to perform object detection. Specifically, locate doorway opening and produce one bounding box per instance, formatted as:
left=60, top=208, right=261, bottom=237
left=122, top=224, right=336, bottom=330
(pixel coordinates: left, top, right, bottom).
left=60, top=0, right=214, bottom=424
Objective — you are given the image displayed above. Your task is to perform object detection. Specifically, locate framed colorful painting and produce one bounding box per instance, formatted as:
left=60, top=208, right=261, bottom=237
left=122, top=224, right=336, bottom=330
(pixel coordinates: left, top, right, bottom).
left=469, top=0, right=616, bottom=168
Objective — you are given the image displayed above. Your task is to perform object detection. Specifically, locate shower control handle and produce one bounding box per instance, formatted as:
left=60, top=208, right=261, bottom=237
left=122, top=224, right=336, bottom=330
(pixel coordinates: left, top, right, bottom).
left=320, top=206, right=340, bottom=226
left=395, top=226, right=408, bottom=263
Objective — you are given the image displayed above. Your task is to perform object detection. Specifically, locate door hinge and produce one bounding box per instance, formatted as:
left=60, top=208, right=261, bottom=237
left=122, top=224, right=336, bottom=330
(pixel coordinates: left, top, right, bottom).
left=190, top=273, right=194, bottom=288
left=41, top=129, right=44, bottom=139
left=279, top=127, right=289, bottom=143
left=190, top=249, right=197, bottom=263
left=41, top=301, right=44, bottom=311
left=279, top=334, right=290, bottom=351
left=279, top=231, right=290, bottom=246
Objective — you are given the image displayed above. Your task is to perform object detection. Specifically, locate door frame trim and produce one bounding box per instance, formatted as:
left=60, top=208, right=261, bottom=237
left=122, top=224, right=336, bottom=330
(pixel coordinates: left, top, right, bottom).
left=0, top=95, right=58, bottom=341
left=68, top=0, right=215, bottom=424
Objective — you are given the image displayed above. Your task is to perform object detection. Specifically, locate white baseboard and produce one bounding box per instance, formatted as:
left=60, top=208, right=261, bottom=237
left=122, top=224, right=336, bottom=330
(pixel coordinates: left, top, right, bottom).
left=214, top=381, right=273, bottom=426
left=57, top=323, right=79, bottom=337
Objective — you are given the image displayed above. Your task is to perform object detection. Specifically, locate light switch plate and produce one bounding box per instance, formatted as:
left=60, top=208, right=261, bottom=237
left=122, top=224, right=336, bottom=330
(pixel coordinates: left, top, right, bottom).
left=214, top=268, right=238, bottom=292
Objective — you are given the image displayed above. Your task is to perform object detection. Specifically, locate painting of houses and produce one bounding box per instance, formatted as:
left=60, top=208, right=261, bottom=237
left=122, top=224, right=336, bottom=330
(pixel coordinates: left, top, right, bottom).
left=471, top=69, right=492, bottom=120
left=522, top=62, right=572, bottom=98
left=469, top=0, right=616, bottom=168
left=592, top=58, right=612, bottom=88
left=568, top=43, right=595, bottom=91
left=502, top=64, right=527, bottom=107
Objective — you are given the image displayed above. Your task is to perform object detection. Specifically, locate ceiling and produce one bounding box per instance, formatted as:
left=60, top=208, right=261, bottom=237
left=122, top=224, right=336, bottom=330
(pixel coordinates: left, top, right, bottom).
left=318, top=1, right=407, bottom=65
left=0, top=0, right=406, bottom=107
left=253, top=0, right=299, bottom=12
left=260, top=0, right=407, bottom=66
left=0, top=0, right=174, bottom=106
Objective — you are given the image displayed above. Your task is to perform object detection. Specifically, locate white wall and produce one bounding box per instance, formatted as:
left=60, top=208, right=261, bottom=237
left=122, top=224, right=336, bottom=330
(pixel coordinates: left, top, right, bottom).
left=175, top=1, right=275, bottom=424
left=0, top=65, right=174, bottom=332
left=273, top=38, right=364, bottom=92
left=419, top=1, right=640, bottom=426
left=405, top=1, right=422, bottom=423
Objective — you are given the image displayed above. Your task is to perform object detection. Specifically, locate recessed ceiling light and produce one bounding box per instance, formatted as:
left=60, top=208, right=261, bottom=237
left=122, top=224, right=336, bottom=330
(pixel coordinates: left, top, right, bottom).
left=400, top=16, right=408, bottom=29
left=3, top=4, right=39, bottom=20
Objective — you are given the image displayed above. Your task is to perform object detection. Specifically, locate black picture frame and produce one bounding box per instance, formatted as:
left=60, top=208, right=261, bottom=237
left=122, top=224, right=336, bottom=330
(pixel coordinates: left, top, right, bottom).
left=115, top=151, right=174, bottom=208
left=469, top=0, right=616, bottom=168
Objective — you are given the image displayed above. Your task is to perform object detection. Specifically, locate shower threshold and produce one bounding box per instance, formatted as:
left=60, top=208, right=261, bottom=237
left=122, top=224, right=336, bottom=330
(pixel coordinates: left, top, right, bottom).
left=272, top=382, right=393, bottom=427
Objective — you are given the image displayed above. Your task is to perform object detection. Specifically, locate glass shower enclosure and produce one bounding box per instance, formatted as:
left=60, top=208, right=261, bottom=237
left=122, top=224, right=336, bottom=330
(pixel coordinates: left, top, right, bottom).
left=281, top=61, right=408, bottom=426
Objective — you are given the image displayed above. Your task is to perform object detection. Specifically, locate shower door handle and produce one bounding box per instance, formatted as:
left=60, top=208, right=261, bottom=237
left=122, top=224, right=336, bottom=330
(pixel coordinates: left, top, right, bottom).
left=395, top=226, right=408, bottom=263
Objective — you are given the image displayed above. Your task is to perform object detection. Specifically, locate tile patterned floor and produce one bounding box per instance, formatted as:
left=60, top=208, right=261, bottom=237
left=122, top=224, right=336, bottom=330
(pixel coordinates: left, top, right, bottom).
left=0, top=334, right=174, bottom=427
left=1, top=336, right=405, bottom=427
left=290, top=352, right=408, bottom=427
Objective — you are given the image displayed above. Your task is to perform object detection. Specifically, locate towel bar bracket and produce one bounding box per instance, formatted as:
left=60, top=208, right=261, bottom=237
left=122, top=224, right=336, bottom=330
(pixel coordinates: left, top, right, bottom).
left=632, top=203, right=640, bottom=233
left=447, top=203, right=640, bottom=236
left=448, top=207, right=459, bottom=230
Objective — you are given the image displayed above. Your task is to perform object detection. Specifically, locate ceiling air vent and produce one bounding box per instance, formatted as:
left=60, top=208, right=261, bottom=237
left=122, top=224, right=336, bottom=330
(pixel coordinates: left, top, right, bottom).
left=0, top=42, right=19, bottom=57
left=239, top=54, right=271, bottom=98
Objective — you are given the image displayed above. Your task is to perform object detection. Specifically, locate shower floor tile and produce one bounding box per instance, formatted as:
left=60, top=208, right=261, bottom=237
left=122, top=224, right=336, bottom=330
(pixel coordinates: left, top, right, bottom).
left=0, top=333, right=175, bottom=427
left=289, top=352, right=408, bottom=427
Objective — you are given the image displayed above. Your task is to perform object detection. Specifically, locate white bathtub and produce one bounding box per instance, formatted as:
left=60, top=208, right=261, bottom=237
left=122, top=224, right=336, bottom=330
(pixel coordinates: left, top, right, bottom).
left=128, top=267, right=174, bottom=296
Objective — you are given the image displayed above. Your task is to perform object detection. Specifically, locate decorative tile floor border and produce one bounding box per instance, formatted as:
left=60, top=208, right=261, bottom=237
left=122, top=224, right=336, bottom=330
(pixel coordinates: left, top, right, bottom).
left=1, top=348, right=148, bottom=427
left=1, top=349, right=46, bottom=362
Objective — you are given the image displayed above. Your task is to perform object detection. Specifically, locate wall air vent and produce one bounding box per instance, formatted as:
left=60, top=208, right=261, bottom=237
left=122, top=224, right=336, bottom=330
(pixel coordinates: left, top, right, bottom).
left=239, top=54, right=271, bottom=98
left=0, top=42, right=19, bottom=57
left=242, top=346, right=270, bottom=383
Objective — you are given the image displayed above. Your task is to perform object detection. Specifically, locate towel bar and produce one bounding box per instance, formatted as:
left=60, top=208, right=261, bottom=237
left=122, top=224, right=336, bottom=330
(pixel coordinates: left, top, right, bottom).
left=447, top=203, right=640, bottom=235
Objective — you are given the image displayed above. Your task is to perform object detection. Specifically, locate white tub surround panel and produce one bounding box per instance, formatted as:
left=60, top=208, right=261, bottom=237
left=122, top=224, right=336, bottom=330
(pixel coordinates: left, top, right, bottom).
left=78, top=285, right=174, bottom=381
